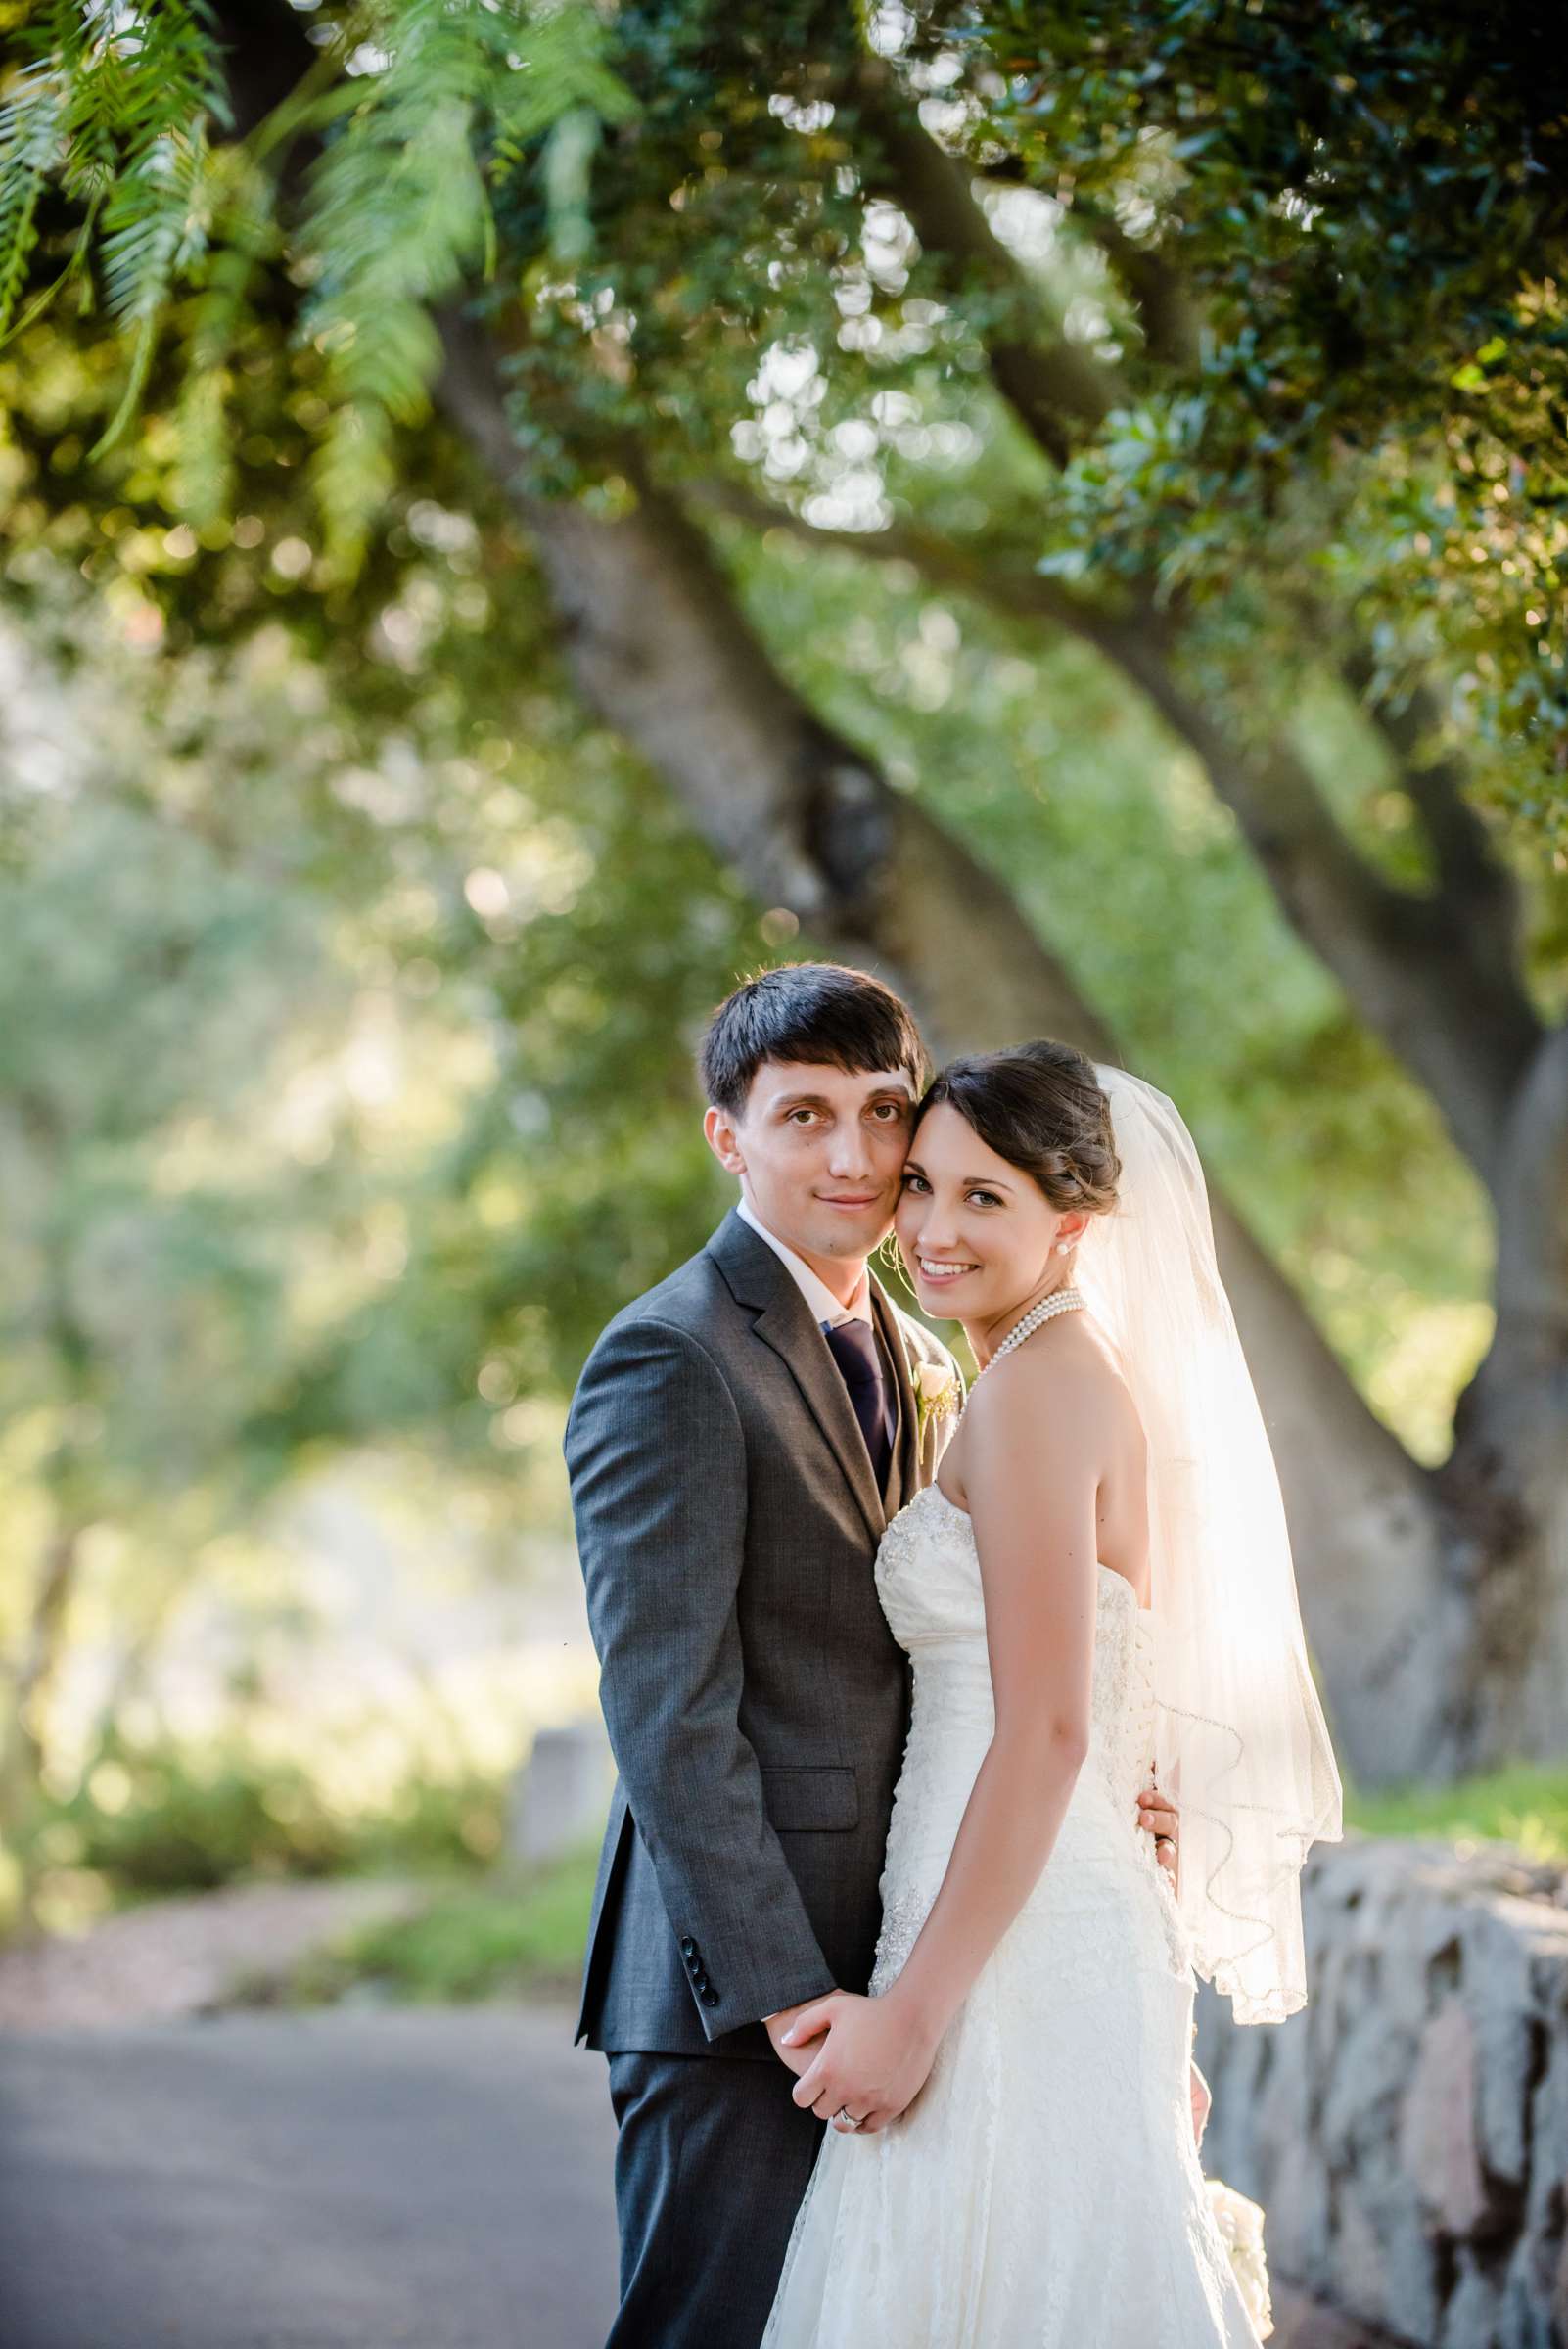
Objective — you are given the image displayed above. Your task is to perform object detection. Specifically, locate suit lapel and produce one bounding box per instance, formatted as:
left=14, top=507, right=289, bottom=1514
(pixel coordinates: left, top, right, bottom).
left=872, top=1278, right=921, bottom=1518
left=710, top=1211, right=886, bottom=1544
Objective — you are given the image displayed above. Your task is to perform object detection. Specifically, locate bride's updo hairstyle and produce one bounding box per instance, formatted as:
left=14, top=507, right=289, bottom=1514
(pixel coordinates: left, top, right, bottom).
left=915, top=1038, right=1121, bottom=1216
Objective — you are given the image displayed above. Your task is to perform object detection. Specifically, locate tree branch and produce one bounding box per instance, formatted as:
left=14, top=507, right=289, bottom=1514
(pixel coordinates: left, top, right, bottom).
left=1066, top=195, right=1202, bottom=372
left=1470, top=1022, right=1568, bottom=1411
left=848, top=59, right=1124, bottom=470
left=841, top=60, right=1545, bottom=1185
left=1429, top=1018, right=1568, bottom=1755
left=1342, top=653, right=1533, bottom=1012
left=208, top=0, right=1452, bottom=1783
left=430, top=301, right=1450, bottom=1776
left=682, top=476, right=1153, bottom=649
left=688, top=477, right=1539, bottom=1185
left=964, top=156, right=1202, bottom=369
left=1110, top=679, right=1544, bottom=1187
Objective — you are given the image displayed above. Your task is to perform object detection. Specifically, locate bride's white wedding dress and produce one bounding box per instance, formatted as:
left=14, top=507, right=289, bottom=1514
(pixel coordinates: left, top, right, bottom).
left=761, top=1480, right=1264, bottom=2348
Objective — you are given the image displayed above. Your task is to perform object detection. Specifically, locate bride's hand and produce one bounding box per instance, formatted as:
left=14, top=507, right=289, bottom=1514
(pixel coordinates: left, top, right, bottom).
left=1137, top=1776, right=1179, bottom=1891
left=781, top=1988, right=940, bottom=2135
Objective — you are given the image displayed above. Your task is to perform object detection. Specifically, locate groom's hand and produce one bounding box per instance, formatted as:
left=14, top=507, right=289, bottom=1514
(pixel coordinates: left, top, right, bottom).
left=781, top=1989, right=940, bottom=2135
left=1137, top=1777, right=1180, bottom=1890
left=764, top=1996, right=834, bottom=2079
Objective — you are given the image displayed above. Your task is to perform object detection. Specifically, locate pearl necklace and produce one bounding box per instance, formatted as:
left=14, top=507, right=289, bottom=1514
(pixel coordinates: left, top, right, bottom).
left=967, top=1285, right=1086, bottom=1402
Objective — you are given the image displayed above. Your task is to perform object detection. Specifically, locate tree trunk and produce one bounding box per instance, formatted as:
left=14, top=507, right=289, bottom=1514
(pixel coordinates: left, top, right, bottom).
left=1435, top=1024, right=1568, bottom=1763
left=435, top=308, right=1454, bottom=1785
left=217, top=3, right=1567, bottom=1784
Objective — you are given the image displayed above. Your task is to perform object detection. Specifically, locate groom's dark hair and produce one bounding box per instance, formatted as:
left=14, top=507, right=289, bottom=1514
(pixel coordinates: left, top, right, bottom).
left=700, top=961, right=928, bottom=1116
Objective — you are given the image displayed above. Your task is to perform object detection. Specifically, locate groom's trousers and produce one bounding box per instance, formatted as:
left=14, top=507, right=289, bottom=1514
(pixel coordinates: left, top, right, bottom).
left=604, top=2050, right=825, bottom=2349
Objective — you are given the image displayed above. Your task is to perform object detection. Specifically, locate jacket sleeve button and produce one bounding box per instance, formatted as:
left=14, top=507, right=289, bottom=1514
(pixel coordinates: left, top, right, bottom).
left=679, top=1938, right=696, bottom=1956
left=701, top=1987, right=719, bottom=2006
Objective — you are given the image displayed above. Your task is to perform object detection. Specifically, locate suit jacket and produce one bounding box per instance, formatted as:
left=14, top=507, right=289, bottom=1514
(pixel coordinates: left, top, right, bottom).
left=565, top=1206, right=962, bottom=2061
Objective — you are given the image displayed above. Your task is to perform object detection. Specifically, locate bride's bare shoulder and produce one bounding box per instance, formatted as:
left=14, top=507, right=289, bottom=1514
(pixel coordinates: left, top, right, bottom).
left=969, top=1317, right=1140, bottom=1448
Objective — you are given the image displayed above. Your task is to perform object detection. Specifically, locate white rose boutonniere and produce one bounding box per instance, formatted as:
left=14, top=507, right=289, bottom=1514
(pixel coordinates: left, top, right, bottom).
left=914, top=1361, right=961, bottom=1447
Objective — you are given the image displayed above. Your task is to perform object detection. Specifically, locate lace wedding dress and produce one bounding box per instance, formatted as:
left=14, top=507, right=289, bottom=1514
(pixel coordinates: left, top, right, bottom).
left=761, top=1481, right=1265, bottom=2348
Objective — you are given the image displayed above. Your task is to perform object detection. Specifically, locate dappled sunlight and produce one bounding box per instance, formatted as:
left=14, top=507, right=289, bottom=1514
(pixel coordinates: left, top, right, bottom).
left=0, top=13, right=1563, bottom=2346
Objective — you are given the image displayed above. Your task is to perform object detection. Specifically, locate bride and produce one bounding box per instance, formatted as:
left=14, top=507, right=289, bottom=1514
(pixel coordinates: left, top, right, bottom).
left=761, top=1042, right=1343, bottom=2348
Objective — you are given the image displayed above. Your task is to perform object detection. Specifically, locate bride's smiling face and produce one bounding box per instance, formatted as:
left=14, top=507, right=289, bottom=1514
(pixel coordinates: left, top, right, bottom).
left=896, top=1101, right=1084, bottom=1322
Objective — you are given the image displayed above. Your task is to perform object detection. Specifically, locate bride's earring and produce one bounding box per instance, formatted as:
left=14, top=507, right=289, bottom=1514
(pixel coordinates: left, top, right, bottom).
left=1055, top=1242, right=1071, bottom=1256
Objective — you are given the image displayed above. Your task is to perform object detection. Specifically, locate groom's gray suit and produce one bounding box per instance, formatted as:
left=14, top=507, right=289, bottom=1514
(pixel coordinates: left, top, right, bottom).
left=565, top=1205, right=959, bottom=2348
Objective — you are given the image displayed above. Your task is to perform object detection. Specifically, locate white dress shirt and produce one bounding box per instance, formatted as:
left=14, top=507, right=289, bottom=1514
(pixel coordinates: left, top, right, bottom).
left=735, top=1196, right=874, bottom=1329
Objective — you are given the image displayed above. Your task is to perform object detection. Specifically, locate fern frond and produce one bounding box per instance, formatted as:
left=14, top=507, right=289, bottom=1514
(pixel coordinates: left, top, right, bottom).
left=96, top=118, right=207, bottom=329
left=293, top=0, right=638, bottom=572
left=296, top=2, right=510, bottom=569
left=89, top=114, right=213, bottom=455
left=171, top=361, right=231, bottom=532
left=0, top=65, right=64, bottom=340
left=170, top=145, right=279, bottom=529
left=3, top=0, right=638, bottom=542
left=488, top=4, right=637, bottom=171
left=2, top=1, right=232, bottom=440
left=310, top=395, right=398, bottom=574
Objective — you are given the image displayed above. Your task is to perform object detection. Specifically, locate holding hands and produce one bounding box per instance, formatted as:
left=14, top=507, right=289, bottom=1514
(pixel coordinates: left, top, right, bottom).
left=780, top=1985, right=941, bottom=2135
left=766, top=1773, right=1182, bottom=2137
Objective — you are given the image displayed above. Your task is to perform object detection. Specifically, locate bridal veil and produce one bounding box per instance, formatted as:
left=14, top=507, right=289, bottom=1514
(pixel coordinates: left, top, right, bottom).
left=1080, top=1064, right=1344, bottom=2024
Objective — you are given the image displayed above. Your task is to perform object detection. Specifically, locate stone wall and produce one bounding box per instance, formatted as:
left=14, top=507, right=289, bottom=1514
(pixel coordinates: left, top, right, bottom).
left=1194, top=1835, right=1568, bottom=2349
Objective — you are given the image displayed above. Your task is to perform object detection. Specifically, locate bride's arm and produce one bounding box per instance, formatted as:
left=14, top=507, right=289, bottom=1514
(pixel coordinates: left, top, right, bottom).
left=785, top=1358, right=1098, bottom=2132
left=878, top=1362, right=1098, bottom=2046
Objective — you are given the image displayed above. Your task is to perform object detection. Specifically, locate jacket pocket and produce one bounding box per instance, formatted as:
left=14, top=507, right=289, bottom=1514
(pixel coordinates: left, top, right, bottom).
left=760, top=1765, right=859, bottom=1832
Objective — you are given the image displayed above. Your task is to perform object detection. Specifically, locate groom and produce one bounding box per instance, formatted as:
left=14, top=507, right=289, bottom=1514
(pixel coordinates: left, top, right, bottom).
left=565, top=962, right=1180, bottom=2349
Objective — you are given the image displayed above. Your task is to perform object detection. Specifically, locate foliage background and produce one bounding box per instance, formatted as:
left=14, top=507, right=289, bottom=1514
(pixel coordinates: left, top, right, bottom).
left=2, top=0, right=1565, bottom=1932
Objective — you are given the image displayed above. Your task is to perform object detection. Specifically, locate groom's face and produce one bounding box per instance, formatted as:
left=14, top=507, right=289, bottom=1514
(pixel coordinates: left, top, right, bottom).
left=705, top=1060, right=917, bottom=1268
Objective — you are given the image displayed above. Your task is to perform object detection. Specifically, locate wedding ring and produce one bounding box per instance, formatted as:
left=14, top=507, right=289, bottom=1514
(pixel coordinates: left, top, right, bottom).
left=832, top=2106, right=862, bottom=2131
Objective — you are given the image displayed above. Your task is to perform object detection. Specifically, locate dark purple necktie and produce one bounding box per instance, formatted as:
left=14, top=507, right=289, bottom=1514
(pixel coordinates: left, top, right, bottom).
left=822, top=1318, right=895, bottom=1490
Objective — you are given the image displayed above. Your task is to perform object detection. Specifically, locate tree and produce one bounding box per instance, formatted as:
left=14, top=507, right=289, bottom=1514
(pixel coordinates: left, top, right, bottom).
left=3, top=0, right=1564, bottom=1782
left=0, top=527, right=769, bottom=1903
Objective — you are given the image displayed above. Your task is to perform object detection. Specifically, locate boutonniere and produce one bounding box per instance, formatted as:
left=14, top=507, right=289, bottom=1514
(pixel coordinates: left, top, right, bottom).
left=914, top=1361, right=961, bottom=1445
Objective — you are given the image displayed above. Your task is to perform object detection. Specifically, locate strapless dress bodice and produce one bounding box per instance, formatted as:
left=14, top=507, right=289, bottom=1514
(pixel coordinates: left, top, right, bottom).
left=869, top=1478, right=1186, bottom=1989
left=875, top=1480, right=1158, bottom=1824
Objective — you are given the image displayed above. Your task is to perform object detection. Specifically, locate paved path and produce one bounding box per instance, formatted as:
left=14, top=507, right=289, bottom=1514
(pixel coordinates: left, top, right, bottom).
left=0, top=2006, right=618, bottom=2349
left=0, top=2003, right=1392, bottom=2348
left=0, top=1880, right=425, bottom=2031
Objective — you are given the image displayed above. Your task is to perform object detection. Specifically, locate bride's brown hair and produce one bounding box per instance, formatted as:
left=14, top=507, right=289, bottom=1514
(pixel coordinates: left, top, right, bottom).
left=914, top=1039, right=1121, bottom=1214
